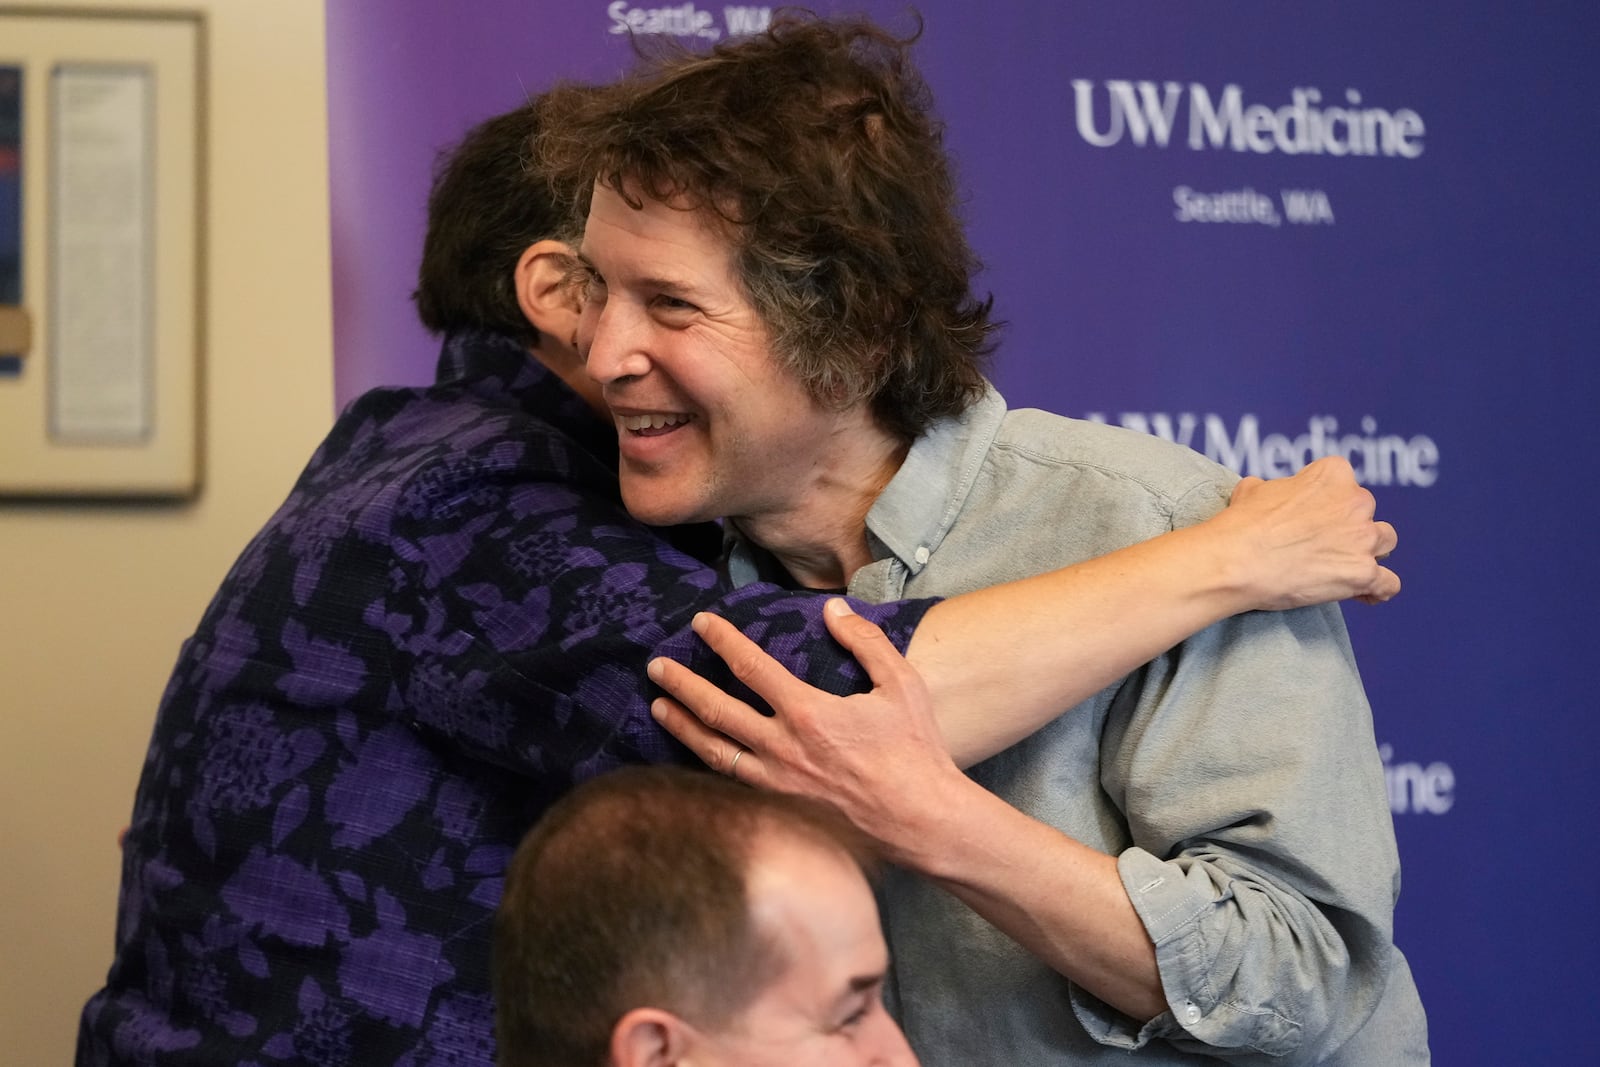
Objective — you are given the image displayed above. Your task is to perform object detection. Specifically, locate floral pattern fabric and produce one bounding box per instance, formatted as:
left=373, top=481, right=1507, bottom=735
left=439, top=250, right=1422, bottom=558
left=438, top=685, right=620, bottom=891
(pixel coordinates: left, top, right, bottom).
left=77, top=330, right=934, bottom=1066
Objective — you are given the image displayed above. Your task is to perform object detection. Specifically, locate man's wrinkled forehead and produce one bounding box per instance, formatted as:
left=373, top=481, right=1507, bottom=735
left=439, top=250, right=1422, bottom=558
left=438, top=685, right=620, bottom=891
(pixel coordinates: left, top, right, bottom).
left=578, top=178, right=742, bottom=290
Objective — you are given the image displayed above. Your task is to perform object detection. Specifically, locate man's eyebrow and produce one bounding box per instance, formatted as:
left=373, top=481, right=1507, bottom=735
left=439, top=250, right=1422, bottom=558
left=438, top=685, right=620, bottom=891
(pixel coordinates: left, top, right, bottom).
left=573, top=252, right=711, bottom=305
left=640, top=275, right=704, bottom=299
left=845, top=971, right=885, bottom=995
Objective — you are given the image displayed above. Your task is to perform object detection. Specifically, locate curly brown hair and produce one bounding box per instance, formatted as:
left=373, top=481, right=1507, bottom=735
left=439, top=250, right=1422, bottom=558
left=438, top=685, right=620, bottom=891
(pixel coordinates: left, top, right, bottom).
left=535, top=11, right=997, bottom=440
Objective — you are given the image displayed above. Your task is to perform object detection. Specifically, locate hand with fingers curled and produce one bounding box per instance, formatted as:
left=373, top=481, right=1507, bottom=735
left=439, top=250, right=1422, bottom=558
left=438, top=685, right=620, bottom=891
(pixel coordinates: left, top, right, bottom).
left=649, top=598, right=965, bottom=858
left=1221, top=455, right=1400, bottom=609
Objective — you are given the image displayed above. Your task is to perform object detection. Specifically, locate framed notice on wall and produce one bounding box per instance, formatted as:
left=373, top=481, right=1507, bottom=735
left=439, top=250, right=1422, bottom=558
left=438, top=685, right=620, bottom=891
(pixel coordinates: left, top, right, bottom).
left=0, top=8, right=201, bottom=499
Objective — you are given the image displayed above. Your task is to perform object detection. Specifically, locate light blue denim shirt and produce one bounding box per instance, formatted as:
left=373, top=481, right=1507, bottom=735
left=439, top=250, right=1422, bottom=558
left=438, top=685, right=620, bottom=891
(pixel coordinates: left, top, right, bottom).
left=728, top=386, right=1429, bottom=1065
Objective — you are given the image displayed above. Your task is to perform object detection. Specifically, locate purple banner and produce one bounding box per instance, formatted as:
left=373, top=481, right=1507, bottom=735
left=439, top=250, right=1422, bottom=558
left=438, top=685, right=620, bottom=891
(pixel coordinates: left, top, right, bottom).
left=328, top=4, right=1600, bottom=1061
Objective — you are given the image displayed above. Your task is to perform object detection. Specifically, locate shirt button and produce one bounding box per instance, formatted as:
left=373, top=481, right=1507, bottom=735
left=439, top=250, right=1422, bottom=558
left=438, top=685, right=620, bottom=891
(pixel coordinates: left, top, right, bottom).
left=914, top=546, right=930, bottom=565
left=1183, top=1001, right=1202, bottom=1024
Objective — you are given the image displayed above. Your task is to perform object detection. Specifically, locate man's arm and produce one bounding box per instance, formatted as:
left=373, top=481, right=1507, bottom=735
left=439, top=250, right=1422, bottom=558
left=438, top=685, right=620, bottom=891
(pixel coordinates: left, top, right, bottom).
left=652, top=558, right=1403, bottom=1061
left=653, top=454, right=1395, bottom=772
left=648, top=602, right=1170, bottom=1020
left=905, top=455, right=1395, bottom=764
left=1083, top=602, right=1402, bottom=1060
left=401, top=442, right=1388, bottom=783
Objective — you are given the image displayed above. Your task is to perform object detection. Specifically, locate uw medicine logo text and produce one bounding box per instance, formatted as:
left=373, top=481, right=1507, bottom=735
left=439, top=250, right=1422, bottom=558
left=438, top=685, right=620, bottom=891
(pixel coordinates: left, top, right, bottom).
left=1072, top=80, right=1426, bottom=158
left=1380, top=745, right=1454, bottom=816
left=605, top=2, right=771, bottom=41
left=1086, top=412, right=1440, bottom=487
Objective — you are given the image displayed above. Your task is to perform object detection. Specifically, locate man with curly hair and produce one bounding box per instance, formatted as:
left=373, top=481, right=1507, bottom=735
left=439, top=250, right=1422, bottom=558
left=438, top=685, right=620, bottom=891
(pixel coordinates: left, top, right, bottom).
left=545, top=12, right=1430, bottom=1065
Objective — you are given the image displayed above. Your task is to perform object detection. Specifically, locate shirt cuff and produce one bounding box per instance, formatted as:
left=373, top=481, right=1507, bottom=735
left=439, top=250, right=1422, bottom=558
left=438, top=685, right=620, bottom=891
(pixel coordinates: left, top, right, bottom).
left=1068, top=847, right=1303, bottom=1057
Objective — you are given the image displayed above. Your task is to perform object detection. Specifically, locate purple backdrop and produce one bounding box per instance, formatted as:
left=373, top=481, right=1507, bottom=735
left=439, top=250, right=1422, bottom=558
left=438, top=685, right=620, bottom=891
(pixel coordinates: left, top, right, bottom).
left=327, top=4, right=1600, bottom=1062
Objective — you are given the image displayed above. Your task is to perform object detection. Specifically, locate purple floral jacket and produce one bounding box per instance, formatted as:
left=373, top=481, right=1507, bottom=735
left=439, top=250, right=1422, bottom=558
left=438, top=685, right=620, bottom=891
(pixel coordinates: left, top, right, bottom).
left=77, top=330, right=933, bottom=1066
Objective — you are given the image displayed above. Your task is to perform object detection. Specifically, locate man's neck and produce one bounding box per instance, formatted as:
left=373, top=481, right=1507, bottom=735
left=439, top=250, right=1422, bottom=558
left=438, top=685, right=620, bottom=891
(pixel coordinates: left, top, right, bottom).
left=731, top=419, right=907, bottom=591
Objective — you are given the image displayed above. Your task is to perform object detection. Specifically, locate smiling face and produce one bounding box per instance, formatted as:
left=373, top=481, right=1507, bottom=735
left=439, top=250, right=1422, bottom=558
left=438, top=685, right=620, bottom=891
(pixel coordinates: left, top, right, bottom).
left=686, top=833, right=918, bottom=1067
left=577, top=180, right=896, bottom=553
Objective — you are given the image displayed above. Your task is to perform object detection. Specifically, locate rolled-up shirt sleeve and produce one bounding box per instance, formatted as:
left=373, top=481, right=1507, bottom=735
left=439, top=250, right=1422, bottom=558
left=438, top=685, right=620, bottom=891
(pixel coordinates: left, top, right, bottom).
left=1070, top=601, right=1401, bottom=1064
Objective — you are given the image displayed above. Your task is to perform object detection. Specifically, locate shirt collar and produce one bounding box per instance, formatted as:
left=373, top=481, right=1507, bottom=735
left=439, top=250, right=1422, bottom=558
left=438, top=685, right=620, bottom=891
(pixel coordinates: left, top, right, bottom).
left=864, top=384, right=1007, bottom=575
left=725, top=383, right=1007, bottom=586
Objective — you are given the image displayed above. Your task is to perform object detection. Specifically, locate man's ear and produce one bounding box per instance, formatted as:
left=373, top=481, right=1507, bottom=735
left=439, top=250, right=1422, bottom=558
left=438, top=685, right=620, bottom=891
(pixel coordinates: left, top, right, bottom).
left=514, top=238, right=582, bottom=348
left=610, top=1007, right=694, bottom=1067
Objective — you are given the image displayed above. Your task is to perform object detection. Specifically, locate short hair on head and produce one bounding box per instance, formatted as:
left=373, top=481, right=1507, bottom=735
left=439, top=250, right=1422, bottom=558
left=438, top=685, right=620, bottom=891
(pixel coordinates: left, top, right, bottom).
left=493, top=765, right=876, bottom=1067
left=413, top=99, right=578, bottom=347
left=536, top=10, right=998, bottom=440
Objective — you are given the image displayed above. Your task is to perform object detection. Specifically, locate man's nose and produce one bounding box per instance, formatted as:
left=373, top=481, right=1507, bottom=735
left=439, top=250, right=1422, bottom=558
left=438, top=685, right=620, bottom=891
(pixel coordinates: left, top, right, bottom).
left=581, top=300, right=652, bottom=385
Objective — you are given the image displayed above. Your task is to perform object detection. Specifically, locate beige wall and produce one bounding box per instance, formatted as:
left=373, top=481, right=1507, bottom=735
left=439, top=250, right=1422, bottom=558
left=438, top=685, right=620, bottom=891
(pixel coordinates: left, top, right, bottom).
left=0, top=1, right=333, bottom=1060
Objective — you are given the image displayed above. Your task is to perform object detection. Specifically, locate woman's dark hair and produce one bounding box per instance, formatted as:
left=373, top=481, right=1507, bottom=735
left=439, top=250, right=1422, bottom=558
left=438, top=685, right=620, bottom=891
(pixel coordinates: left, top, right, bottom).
left=414, top=101, right=575, bottom=346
